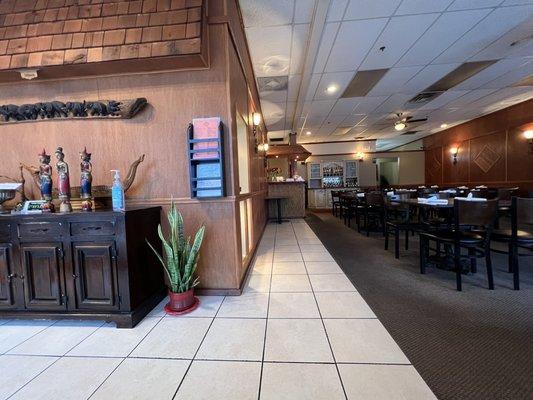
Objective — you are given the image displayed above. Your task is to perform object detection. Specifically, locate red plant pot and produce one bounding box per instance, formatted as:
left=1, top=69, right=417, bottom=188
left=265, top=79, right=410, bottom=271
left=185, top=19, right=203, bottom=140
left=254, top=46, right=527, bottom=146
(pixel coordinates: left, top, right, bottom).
left=164, top=288, right=200, bottom=315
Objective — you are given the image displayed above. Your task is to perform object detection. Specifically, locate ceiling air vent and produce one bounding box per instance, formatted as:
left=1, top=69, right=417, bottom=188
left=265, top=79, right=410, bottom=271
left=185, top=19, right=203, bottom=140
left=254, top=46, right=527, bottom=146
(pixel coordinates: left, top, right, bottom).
left=401, top=131, right=419, bottom=135
left=341, top=69, right=389, bottom=98
left=269, top=137, right=285, bottom=142
left=408, top=91, right=443, bottom=105
left=257, top=76, right=288, bottom=92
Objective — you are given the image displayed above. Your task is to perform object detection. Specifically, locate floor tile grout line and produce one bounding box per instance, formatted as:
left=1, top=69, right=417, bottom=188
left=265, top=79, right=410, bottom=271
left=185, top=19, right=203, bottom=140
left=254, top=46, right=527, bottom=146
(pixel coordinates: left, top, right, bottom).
left=292, top=220, right=349, bottom=400
left=86, top=315, right=167, bottom=399
left=2, top=318, right=62, bottom=356
left=170, top=292, right=226, bottom=400
left=257, top=222, right=276, bottom=400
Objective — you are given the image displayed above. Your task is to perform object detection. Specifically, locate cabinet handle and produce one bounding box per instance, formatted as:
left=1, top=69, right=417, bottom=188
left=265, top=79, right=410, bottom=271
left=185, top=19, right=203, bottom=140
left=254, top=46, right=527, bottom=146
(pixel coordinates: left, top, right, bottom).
left=82, top=226, right=102, bottom=231
left=29, top=228, right=49, bottom=233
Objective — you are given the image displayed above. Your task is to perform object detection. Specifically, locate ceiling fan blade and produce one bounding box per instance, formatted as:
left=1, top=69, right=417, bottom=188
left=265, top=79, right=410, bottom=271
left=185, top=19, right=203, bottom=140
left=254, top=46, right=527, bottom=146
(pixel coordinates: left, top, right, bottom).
left=407, top=118, right=428, bottom=123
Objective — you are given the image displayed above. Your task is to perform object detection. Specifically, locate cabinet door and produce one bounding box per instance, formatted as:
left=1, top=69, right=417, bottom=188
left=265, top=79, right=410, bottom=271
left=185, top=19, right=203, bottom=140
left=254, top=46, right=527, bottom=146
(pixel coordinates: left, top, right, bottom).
left=72, top=242, right=119, bottom=310
left=0, top=244, right=17, bottom=309
left=21, top=243, right=67, bottom=310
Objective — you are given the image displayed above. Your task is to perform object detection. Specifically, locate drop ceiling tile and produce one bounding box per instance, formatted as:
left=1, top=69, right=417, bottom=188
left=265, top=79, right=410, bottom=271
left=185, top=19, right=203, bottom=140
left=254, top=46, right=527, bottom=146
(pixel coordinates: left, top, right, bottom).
left=352, top=96, right=388, bottom=113
left=260, top=90, right=288, bottom=103
left=295, top=0, right=316, bottom=23
left=344, top=0, right=402, bottom=20
left=397, top=9, right=491, bottom=67
left=305, top=74, right=322, bottom=100
left=447, top=0, right=503, bottom=11
left=308, top=99, right=337, bottom=116
left=372, top=93, right=417, bottom=114
left=302, top=115, right=327, bottom=127
left=443, top=88, right=499, bottom=108
left=313, top=22, right=340, bottom=73
left=481, top=59, right=533, bottom=88
left=342, top=114, right=367, bottom=125
left=361, top=13, right=440, bottom=70
left=246, top=25, right=293, bottom=77
left=330, top=98, right=361, bottom=115
left=290, top=24, right=310, bottom=75
left=434, top=5, right=533, bottom=64
left=285, top=101, right=297, bottom=120
left=401, top=63, right=461, bottom=93
left=418, top=89, right=470, bottom=110
left=453, top=57, right=527, bottom=89
left=326, top=0, right=349, bottom=21
left=314, top=71, right=356, bottom=100
left=501, top=0, right=533, bottom=5
left=288, top=75, right=301, bottom=101
left=395, top=0, right=454, bottom=15
left=267, top=119, right=287, bottom=131
left=325, top=18, right=388, bottom=72
left=367, top=66, right=424, bottom=96
left=261, top=100, right=286, bottom=124
left=469, top=19, right=533, bottom=61
left=239, top=0, right=295, bottom=28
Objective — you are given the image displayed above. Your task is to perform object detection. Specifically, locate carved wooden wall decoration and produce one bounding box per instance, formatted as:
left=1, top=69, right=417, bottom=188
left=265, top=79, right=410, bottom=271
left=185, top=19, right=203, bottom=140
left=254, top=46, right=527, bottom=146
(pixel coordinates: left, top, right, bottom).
left=0, top=98, right=147, bottom=124
left=473, top=144, right=501, bottom=173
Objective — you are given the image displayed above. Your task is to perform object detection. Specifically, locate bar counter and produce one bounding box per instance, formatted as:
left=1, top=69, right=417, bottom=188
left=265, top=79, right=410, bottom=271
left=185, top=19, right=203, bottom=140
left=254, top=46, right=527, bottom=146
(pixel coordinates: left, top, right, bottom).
left=267, top=182, right=306, bottom=219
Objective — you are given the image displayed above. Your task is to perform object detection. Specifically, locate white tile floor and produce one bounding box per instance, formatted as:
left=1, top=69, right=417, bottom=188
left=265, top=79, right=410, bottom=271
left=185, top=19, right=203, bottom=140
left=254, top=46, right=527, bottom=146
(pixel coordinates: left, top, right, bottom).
left=0, top=220, right=436, bottom=400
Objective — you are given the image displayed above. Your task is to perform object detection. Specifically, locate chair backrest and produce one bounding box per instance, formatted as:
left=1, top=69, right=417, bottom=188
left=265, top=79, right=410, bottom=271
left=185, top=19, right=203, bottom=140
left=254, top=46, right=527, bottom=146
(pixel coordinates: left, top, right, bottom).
left=454, top=199, right=498, bottom=228
left=365, top=191, right=384, bottom=206
left=513, top=197, right=533, bottom=236
left=331, top=190, right=339, bottom=201
left=417, top=188, right=435, bottom=197
left=497, top=187, right=519, bottom=201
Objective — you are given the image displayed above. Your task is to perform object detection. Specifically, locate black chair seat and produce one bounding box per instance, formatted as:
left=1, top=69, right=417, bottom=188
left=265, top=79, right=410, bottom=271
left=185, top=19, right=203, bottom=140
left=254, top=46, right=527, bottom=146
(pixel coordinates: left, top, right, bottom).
left=421, top=229, right=484, bottom=244
left=491, top=229, right=533, bottom=243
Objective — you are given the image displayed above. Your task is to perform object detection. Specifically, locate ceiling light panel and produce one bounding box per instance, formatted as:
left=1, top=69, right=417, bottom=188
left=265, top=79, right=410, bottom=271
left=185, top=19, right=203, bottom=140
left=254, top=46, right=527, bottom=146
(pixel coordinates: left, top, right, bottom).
left=397, top=9, right=491, bottom=67
left=341, top=69, right=389, bottom=98
left=453, top=58, right=525, bottom=90
left=434, top=5, right=533, bottom=64
left=344, top=0, right=401, bottom=20
left=325, top=18, right=388, bottom=72
left=361, top=13, right=440, bottom=70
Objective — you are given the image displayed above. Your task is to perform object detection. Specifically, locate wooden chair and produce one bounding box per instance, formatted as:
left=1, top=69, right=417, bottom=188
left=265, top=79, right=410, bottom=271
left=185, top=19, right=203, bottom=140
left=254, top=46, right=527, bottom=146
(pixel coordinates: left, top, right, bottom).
left=491, top=197, right=533, bottom=290
left=419, top=199, right=498, bottom=291
left=331, top=190, right=341, bottom=217
left=384, top=194, right=422, bottom=259
left=363, top=192, right=385, bottom=237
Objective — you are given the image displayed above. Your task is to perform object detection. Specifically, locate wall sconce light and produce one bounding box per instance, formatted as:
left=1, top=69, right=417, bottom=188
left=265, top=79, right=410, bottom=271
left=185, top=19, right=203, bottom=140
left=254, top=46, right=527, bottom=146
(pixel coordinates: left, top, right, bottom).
left=257, top=142, right=269, bottom=152
left=18, top=68, right=38, bottom=80
left=449, top=147, right=459, bottom=164
left=252, top=112, right=261, bottom=135
left=524, top=130, right=533, bottom=154
left=355, top=152, right=365, bottom=161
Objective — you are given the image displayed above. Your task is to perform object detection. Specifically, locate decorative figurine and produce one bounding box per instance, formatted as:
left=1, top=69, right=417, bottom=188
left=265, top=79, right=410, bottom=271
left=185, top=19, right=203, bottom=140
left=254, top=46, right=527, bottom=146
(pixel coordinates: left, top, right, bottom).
left=55, top=147, right=72, bottom=213
left=38, top=149, right=55, bottom=213
left=79, top=147, right=93, bottom=211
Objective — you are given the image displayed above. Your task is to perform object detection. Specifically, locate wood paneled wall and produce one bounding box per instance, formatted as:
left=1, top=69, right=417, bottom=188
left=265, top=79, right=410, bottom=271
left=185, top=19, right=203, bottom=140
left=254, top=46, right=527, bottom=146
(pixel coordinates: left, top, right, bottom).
left=423, top=99, right=533, bottom=193
left=0, top=0, right=267, bottom=293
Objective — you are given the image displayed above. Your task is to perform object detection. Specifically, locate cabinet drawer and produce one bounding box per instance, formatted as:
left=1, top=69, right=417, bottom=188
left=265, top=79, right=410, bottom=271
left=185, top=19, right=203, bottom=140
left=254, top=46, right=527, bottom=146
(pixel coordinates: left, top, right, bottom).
left=0, top=223, right=10, bottom=241
left=18, top=222, right=62, bottom=238
left=70, top=221, right=116, bottom=236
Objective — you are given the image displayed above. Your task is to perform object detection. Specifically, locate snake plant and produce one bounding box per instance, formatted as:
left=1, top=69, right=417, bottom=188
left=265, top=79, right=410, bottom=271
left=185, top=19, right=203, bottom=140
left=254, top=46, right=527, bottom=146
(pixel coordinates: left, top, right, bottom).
left=147, top=202, right=205, bottom=293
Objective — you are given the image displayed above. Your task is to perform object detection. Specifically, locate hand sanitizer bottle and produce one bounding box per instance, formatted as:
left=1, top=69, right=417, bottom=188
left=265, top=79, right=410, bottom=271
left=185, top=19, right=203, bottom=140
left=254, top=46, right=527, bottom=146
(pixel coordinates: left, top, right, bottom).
left=111, top=170, right=125, bottom=211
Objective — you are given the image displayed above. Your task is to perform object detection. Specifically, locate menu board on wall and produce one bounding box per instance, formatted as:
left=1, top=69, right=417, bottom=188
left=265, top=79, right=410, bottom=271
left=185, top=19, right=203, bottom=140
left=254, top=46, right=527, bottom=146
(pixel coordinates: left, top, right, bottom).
left=345, top=160, right=358, bottom=178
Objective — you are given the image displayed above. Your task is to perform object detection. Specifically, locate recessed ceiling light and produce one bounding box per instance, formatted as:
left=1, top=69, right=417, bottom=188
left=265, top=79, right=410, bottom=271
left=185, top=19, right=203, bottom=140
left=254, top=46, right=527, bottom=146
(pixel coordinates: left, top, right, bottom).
left=305, top=131, right=312, bottom=135
left=440, top=123, right=448, bottom=128
left=325, top=84, right=339, bottom=94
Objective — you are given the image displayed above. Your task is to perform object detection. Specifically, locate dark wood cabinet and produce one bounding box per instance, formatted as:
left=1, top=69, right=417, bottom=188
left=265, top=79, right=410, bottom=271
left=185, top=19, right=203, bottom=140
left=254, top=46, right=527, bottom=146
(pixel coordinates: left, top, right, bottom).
left=0, top=244, right=16, bottom=308
left=72, top=242, right=119, bottom=311
left=0, top=207, right=164, bottom=328
left=21, top=243, right=66, bottom=311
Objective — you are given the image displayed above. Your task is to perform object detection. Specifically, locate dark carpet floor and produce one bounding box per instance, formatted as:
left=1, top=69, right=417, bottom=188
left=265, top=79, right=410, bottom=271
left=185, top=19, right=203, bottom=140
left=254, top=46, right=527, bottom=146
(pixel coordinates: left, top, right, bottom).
left=305, top=212, right=533, bottom=400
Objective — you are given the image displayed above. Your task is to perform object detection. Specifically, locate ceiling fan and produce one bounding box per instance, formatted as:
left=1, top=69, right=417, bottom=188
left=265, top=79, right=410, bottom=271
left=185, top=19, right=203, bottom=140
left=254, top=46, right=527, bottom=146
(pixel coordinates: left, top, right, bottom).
left=394, top=113, right=428, bottom=131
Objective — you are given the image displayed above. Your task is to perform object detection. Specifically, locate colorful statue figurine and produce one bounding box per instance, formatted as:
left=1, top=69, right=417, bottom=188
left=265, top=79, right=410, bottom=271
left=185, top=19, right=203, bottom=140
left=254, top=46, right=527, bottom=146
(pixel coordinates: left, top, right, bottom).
left=55, top=147, right=72, bottom=213
left=79, top=147, right=93, bottom=211
left=38, top=149, right=55, bottom=213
